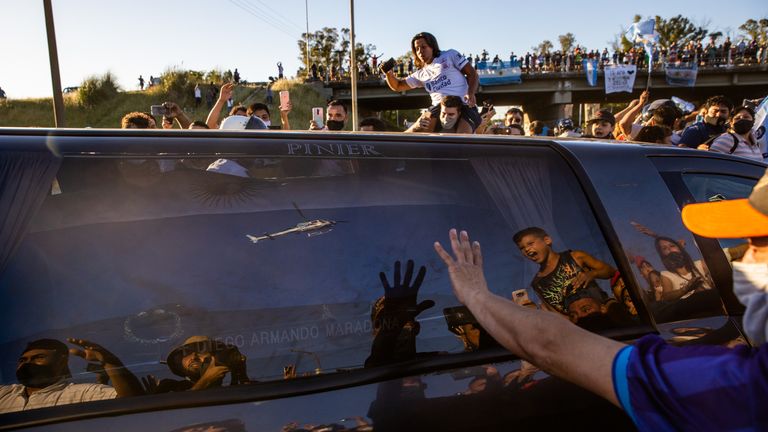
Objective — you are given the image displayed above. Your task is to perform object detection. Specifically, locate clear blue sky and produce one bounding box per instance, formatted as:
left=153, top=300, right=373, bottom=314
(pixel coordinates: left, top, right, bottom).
left=1, top=0, right=765, bottom=99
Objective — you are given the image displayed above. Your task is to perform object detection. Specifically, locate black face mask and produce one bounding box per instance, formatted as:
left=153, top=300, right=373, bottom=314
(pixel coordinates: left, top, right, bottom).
left=16, top=363, right=61, bottom=388
left=732, top=119, right=754, bottom=135
left=326, top=120, right=345, bottom=131
left=662, top=251, right=688, bottom=270
left=705, top=115, right=727, bottom=127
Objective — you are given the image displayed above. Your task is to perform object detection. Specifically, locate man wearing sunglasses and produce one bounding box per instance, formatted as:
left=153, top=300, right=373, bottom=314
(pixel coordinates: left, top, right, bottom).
left=147, top=336, right=249, bottom=393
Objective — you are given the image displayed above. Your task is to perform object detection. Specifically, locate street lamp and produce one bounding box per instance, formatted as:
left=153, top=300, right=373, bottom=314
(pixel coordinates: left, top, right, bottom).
left=349, top=0, right=358, bottom=131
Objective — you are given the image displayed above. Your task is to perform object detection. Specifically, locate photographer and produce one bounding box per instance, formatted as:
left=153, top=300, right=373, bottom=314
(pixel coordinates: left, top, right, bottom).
left=145, top=336, right=249, bottom=393
left=381, top=32, right=481, bottom=132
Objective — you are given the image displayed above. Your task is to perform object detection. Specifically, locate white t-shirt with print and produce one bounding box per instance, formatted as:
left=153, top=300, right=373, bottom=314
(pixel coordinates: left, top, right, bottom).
left=405, top=49, right=469, bottom=106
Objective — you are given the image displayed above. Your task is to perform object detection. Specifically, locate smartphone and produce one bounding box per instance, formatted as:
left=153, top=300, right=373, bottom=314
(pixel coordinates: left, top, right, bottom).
left=480, top=101, right=493, bottom=115
left=150, top=104, right=167, bottom=117
left=312, top=107, right=324, bottom=129
left=380, top=57, right=396, bottom=73
left=279, top=91, right=290, bottom=107
left=512, top=289, right=534, bottom=307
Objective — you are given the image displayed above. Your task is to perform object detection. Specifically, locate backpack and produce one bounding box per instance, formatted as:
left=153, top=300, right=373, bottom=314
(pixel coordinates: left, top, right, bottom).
left=702, top=132, right=740, bottom=154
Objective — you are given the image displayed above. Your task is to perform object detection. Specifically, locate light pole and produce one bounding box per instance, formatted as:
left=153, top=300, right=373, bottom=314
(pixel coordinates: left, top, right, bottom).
left=43, top=0, right=65, bottom=127
left=305, top=0, right=310, bottom=78
left=349, top=0, right=358, bottom=130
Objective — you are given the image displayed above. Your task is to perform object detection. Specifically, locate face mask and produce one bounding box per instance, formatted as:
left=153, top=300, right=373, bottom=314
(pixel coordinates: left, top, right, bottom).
left=732, top=119, right=754, bottom=135
left=663, top=251, right=687, bottom=269
left=261, top=119, right=271, bottom=128
left=441, top=116, right=458, bottom=130
left=732, top=262, right=768, bottom=345
left=16, top=363, right=61, bottom=388
left=705, top=115, right=726, bottom=127
left=326, top=120, right=345, bottom=131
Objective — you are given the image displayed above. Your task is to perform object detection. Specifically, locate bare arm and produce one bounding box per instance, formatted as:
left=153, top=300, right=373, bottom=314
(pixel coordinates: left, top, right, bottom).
left=205, top=83, right=234, bottom=129
left=455, top=117, right=473, bottom=134
left=571, top=250, right=616, bottom=290
left=279, top=100, right=292, bottom=130
left=384, top=70, right=412, bottom=92
left=434, top=229, right=625, bottom=407
left=461, top=63, right=479, bottom=107
left=68, top=338, right=144, bottom=397
left=164, top=102, right=191, bottom=129
left=618, top=90, right=649, bottom=138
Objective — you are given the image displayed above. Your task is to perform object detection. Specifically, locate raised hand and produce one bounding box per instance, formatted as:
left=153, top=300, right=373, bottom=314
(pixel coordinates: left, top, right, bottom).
left=433, top=229, right=489, bottom=305
left=67, top=338, right=122, bottom=368
left=218, top=82, right=235, bottom=102
left=379, top=259, right=434, bottom=317
left=192, top=357, right=230, bottom=390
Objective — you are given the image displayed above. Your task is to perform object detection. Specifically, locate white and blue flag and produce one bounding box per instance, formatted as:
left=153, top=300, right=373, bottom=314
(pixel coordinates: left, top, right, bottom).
left=583, top=59, right=598, bottom=87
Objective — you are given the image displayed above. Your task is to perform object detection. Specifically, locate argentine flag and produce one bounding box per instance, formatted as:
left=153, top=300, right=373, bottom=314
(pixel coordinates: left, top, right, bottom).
left=583, top=59, right=598, bottom=87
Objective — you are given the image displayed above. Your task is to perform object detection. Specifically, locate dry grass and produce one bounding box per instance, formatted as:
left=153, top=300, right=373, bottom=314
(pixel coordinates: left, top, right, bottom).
left=0, top=78, right=401, bottom=130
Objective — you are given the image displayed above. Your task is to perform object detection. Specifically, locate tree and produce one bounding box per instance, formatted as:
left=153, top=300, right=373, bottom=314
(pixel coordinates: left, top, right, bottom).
left=558, top=33, right=576, bottom=53
left=297, top=27, right=374, bottom=77
left=739, top=18, right=768, bottom=43
left=654, top=15, right=708, bottom=49
left=533, top=40, right=553, bottom=54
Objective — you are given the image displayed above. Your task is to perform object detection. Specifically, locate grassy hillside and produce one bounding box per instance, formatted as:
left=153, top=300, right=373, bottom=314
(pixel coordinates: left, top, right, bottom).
left=0, top=79, right=329, bottom=129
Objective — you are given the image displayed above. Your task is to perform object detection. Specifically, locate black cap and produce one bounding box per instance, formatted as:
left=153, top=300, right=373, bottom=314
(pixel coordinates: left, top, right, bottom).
left=586, top=109, right=616, bottom=125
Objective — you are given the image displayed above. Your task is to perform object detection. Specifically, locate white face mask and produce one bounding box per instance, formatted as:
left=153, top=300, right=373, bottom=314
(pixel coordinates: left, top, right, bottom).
left=261, top=119, right=271, bottom=127
left=441, top=116, right=457, bottom=130
left=732, top=262, right=768, bottom=345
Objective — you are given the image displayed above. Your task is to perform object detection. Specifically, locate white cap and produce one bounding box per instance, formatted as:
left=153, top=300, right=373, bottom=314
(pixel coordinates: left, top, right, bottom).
left=219, top=115, right=268, bottom=130
left=206, top=159, right=249, bottom=178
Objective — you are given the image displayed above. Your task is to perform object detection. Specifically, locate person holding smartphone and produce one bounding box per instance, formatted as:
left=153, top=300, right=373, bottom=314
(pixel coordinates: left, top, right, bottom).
left=381, top=32, right=480, bottom=133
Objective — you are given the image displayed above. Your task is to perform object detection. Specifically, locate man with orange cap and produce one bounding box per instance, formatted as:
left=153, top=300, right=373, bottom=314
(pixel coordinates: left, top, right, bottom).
left=433, top=169, right=768, bottom=431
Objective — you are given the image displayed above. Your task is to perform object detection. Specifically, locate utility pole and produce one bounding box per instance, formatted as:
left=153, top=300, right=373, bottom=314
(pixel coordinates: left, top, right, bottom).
left=305, top=0, right=310, bottom=78
left=43, top=0, right=66, bottom=127
left=349, top=0, right=358, bottom=131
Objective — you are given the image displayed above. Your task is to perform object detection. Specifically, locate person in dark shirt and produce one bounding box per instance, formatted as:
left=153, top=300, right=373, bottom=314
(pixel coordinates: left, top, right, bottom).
left=678, top=95, right=733, bottom=148
left=513, top=227, right=615, bottom=315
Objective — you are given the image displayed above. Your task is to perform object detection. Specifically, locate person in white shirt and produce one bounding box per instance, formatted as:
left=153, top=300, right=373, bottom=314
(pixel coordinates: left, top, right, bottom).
left=382, top=32, right=481, bottom=132
left=709, top=106, right=765, bottom=161
left=0, top=338, right=143, bottom=413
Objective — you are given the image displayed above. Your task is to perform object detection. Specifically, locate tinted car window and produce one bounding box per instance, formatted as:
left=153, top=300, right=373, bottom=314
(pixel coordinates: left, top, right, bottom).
left=682, top=173, right=757, bottom=250
left=0, top=145, right=634, bottom=415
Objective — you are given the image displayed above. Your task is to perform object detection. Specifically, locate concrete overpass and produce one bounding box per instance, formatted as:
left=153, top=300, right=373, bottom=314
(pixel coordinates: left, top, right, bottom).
left=327, top=65, right=768, bottom=122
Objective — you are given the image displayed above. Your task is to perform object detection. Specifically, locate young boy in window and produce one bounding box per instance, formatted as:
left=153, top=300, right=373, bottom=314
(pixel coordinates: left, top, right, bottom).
left=513, top=227, right=616, bottom=315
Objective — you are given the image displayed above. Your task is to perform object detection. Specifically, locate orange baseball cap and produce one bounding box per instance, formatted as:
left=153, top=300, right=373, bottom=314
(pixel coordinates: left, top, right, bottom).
left=682, top=169, right=768, bottom=239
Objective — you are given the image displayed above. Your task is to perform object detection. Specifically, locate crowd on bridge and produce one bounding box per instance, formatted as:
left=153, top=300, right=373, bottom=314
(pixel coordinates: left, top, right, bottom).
left=303, top=34, right=768, bottom=83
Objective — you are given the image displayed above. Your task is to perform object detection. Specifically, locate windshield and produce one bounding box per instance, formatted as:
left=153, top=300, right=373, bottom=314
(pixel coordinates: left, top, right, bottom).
left=0, top=144, right=633, bottom=413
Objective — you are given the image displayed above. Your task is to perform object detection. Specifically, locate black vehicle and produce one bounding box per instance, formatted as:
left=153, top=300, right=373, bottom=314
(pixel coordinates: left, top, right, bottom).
left=0, top=128, right=764, bottom=431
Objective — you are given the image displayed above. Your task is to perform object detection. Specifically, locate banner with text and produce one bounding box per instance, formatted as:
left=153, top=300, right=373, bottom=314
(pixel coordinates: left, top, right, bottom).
left=665, top=63, right=698, bottom=87
left=604, top=65, right=637, bottom=94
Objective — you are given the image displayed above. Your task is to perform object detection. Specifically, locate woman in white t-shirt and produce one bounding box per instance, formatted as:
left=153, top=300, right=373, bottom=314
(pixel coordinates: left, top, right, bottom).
left=709, top=106, right=764, bottom=161
left=382, top=32, right=480, bottom=133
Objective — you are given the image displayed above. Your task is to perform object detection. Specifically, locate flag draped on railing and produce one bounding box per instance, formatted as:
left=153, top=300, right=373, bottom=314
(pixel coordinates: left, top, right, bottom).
left=583, top=59, right=598, bottom=86
left=665, top=63, right=698, bottom=87
left=475, top=60, right=522, bottom=86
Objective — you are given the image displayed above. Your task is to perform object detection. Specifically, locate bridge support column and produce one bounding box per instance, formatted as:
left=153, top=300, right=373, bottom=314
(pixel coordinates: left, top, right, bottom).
left=523, top=90, right=572, bottom=125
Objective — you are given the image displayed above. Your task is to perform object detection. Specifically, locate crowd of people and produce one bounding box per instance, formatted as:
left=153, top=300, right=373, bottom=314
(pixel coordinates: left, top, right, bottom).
left=5, top=30, right=768, bottom=431
left=121, top=31, right=766, bottom=166
left=305, top=35, right=768, bottom=83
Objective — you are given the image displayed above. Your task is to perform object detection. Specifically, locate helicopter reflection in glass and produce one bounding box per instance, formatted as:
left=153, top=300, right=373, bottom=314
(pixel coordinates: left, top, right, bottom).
left=246, top=203, right=346, bottom=244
